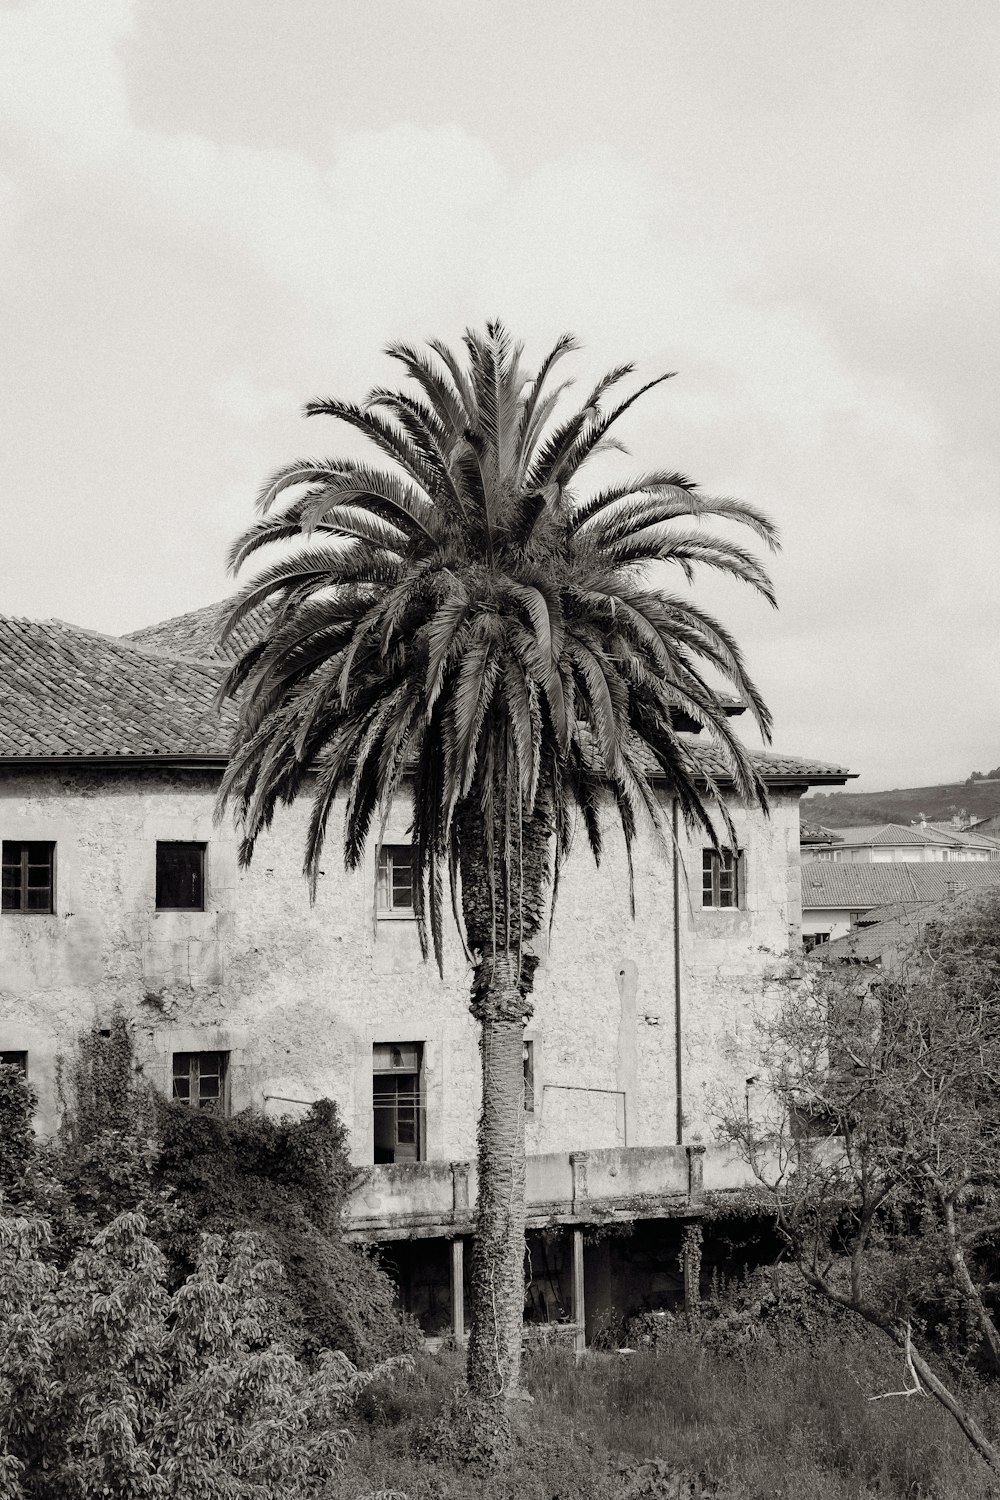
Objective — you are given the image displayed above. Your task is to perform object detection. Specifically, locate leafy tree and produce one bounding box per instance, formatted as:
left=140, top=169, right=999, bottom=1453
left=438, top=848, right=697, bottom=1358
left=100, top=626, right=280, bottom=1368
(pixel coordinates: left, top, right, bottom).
left=0, top=1206, right=400, bottom=1499
left=155, top=1097, right=412, bottom=1366
left=721, top=892, right=1000, bottom=1475
left=218, top=323, right=776, bottom=1409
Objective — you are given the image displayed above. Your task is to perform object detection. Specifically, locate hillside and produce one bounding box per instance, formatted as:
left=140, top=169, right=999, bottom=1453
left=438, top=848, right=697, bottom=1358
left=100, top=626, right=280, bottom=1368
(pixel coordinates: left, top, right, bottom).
left=801, top=779, right=1000, bottom=829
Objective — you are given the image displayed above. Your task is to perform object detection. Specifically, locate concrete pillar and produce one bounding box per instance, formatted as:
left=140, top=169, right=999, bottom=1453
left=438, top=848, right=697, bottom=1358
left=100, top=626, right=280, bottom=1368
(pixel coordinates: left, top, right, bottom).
left=570, top=1150, right=589, bottom=1210
left=686, top=1144, right=706, bottom=1205
left=681, top=1221, right=703, bottom=1326
left=451, top=1161, right=470, bottom=1215
left=571, top=1226, right=586, bottom=1357
left=450, top=1237, right=466, bottom=1345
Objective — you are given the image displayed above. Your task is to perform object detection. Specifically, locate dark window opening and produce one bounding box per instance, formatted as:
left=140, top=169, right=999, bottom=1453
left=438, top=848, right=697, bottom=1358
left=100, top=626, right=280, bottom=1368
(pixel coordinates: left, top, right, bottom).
left=156, top=842, right=206, bottom=911
left=0, top=1051, right=27, bottom=1075
left=373, top=1042, right=423, bottom=1162
left=523, top=1040, right=535, bottom=1113
left=804, top=932, right=831, bottom=954
left=2, top=841, right=55, bottom=914
left=172, top=1051, right=228, bottom=1112
left=702, top=848, right=742, bottom=909
left=377, top=846, right=414, bottom=915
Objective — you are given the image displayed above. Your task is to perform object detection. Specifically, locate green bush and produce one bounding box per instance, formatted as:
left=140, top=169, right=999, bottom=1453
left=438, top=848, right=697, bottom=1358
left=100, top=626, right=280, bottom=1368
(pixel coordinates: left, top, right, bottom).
left=0, top=1205, right=402, bottom=1499
left=154, top=1097, right=414, bottom=1366
left=2, top=1013, right=413, bottom=1373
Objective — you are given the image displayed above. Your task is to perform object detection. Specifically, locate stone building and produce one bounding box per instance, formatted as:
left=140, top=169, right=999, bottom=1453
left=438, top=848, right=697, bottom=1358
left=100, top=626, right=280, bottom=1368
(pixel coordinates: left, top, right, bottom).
left=0, top=604, right=851, bottom=1343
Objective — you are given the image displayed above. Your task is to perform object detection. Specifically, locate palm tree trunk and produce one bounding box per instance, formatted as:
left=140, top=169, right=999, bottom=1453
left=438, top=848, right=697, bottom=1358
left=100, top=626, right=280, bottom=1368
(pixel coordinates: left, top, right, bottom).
left=466, top=951, right=529, bottom=1398
left=458, top=793, right=551, bottom=1404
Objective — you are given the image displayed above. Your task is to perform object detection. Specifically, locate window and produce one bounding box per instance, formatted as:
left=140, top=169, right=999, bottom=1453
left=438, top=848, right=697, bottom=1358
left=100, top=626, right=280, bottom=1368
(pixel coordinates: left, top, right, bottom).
left=156, top=842, right=205, bottom=911
left=376, top=845, right=414, bottom=916
left=2, top=842, right=55, bottom=914
left=523, top=1041, right=535, bottom=1113
left=172, top=1051, right=228, bottom=1112
left=0, top=1051, right=27, bottom=1075
left=702, top=848, right=742, bottom=909
left=803, top=932, right=831, bottom=955
left=373, top=1042, right=423, bottom=1162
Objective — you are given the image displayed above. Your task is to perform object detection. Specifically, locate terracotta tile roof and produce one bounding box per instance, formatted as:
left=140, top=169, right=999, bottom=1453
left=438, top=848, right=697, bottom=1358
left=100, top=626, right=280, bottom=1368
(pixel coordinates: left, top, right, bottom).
left=0, top=616, right=232, bottom=761
left=801, top=822, right=843, bottom=844
left=0, top=606, right=854, bottom=786
left=823, top=900, right=949, bottom=962
left=802, top=861, right=1000, bottom=910
left=826, top=823, right=939, bottom=847
left=123, top=605, right=748, bottom=731
left=826, top=822, right=999, bottom=850
left=677, top=739, right=852, bottom=786
left=121, top=600, right=271, bottom=662
left=923, top=822, right=1000, bottom=849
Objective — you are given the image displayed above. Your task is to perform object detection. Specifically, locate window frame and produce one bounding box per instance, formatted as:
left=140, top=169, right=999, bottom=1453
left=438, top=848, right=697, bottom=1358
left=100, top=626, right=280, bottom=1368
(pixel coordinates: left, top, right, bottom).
left=155, top=841, right=207, bottom=912
left=376, top=845, right=416, bottom=919
left=372, top=1041, right=424, bottom=1162
left=523, top=1040, right=535, bottom=1114
left=0, top=1050, right=28, bottom=1076
left=171, top=1050, right=229, bottom=1113
left=1, top=841, right=56, bottom=915
left=701, top=847, right=743, bottom=910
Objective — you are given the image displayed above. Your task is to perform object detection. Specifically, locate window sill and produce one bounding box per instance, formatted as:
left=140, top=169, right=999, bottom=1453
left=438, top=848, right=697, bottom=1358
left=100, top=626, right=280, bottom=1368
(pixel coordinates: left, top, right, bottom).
left=1, top=910, right=56, bottom=917
left=376, top=910, right=417, bottom=922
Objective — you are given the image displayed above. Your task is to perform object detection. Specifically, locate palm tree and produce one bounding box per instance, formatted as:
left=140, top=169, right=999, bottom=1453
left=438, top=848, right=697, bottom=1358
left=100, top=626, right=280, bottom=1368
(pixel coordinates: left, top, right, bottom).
left=216, top=323, right=777, bottom=1405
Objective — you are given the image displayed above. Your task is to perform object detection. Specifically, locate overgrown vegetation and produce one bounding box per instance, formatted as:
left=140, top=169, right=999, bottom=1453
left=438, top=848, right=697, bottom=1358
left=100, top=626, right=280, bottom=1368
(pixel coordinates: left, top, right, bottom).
left=722, top=889, right=1000, bottom=1474
left=0, top=1208, right=395, bottom=1500
left=0, top=1013, right=412, bottom=1495
left=343, top=1339, right=999, bottom=1499
left=155, top=1094, right=409, bottom=1364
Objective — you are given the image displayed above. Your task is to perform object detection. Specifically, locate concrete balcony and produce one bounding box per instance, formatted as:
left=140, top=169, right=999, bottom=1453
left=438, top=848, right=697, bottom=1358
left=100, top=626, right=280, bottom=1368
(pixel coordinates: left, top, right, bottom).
left=344, top=1141, right=757, bottom=1241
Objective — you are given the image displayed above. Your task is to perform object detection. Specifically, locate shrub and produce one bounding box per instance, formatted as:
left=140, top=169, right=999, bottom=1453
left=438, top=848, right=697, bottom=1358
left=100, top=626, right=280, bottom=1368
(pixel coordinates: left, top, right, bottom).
left=154, top=1097, right=413, bottom=1366
left=0, top=1065, right=39, bottom=1200
left=0, top=1204, right=401, bottom=1499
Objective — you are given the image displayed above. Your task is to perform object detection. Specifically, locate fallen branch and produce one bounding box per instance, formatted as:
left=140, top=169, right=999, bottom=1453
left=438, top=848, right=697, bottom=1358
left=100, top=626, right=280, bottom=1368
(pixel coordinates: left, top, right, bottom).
left=869, top=1321, right=923, bottom=1401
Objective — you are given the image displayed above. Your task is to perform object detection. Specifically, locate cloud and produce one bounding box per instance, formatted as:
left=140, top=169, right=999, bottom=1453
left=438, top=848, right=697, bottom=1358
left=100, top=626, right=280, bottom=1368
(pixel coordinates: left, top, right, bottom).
left=0, top=0, right=997, bottom=789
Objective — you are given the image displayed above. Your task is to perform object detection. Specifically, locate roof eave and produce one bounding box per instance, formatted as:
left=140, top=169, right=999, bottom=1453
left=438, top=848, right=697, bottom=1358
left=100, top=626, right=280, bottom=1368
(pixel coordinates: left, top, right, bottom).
left=0, top=754, right=228, bottom=770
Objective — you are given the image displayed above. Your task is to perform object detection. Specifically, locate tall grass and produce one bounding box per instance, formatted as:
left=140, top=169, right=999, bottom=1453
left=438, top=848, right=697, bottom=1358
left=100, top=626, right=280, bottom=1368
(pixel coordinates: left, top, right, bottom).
left=340, top=1333, right=998, bottom=1499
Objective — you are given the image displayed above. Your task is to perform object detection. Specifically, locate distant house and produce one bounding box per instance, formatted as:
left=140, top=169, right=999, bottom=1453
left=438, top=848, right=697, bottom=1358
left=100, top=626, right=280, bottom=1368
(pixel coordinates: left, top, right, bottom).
left=969, top=812, right=1000, bottom=840
left=799, top=822, right=843, bottom=856
left=801, top=861, right=1000, bottom=950
left=801, top=820, right=1000, bottom=866
left=822, top=899, right=947, bottom=965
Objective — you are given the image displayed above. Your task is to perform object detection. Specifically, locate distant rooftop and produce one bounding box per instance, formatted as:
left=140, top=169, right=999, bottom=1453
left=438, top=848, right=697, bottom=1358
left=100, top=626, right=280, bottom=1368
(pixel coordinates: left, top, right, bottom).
left=822, top=822, right=1000, bottom=849
left=800, top=821, right=843, bottom=845
left=802, top=861, right=1000, bottom=910
left=823, top=899, right=954, bottom=962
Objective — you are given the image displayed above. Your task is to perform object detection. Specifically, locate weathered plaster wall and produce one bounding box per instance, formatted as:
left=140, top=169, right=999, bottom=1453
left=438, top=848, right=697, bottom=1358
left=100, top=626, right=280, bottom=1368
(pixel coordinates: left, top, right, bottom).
left=0, top=768, right=802, bottom=1157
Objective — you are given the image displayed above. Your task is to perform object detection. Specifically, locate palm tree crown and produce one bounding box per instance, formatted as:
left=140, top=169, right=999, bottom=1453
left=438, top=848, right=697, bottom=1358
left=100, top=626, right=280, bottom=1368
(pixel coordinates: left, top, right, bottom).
left=218, top=322, right=778, bottom=971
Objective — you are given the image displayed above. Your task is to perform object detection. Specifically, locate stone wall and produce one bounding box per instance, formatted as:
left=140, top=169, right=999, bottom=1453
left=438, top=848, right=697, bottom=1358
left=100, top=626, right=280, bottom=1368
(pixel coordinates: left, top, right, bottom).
left=0, top=766, right=802, bottom=1155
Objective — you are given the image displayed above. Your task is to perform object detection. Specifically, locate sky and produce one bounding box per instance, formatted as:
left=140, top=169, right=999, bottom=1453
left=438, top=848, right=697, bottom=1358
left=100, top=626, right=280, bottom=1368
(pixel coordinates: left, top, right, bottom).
left=0, top=0, right=997, bottom=791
